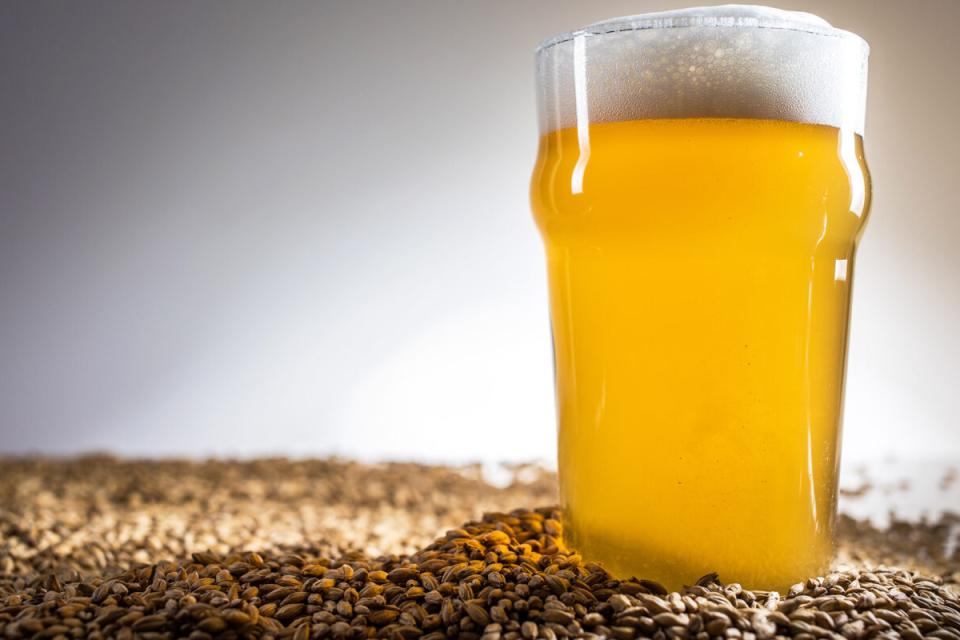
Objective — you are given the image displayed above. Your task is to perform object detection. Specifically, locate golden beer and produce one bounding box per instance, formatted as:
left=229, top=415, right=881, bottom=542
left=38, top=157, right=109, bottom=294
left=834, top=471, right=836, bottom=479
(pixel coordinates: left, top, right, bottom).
left=532, top=118, right=869, bottom=590
left=531, top=8, right=870, bottom=590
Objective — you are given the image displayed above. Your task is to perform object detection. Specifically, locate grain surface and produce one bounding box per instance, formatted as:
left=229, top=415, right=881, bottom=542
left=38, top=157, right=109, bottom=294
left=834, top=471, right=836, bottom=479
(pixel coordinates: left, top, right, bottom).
left=1, top=457, right=957, bottom=638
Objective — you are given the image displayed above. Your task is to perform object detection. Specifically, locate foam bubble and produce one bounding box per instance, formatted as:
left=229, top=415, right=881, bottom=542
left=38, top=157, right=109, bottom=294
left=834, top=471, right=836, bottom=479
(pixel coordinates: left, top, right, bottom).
left=536, top=5, right=869, bottom=134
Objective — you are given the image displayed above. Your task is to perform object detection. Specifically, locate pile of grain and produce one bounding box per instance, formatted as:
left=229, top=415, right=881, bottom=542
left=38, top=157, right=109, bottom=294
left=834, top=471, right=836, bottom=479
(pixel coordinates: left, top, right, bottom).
left=0, top=457, right=555, bottom=578
left=1, top=457, right=957, bottom=639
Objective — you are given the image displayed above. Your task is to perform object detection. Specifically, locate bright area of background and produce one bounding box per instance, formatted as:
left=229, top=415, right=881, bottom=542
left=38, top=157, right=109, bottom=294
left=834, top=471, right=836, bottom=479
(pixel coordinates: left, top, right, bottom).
left=1, top=1, right=958, bottom=467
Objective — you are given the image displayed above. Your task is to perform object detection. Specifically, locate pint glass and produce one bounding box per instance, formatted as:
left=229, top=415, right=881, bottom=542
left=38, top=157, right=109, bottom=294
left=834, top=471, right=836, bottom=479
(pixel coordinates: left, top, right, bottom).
left=530, top=6, right=870, bottom=590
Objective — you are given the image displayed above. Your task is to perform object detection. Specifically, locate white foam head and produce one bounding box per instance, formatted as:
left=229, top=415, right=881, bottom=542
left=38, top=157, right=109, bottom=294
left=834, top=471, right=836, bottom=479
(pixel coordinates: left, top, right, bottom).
left=535, top=5, right=869, bottom=134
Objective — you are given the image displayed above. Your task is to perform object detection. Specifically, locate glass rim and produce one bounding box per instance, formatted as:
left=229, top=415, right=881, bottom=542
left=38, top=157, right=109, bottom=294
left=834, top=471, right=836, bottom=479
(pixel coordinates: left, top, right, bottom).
left=536, top=13, right=869, bottom=56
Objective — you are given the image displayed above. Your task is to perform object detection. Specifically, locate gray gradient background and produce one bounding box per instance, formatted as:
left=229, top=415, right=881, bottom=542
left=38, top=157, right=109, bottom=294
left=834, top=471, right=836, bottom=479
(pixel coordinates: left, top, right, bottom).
left=1, top=1, right=957, bottom=464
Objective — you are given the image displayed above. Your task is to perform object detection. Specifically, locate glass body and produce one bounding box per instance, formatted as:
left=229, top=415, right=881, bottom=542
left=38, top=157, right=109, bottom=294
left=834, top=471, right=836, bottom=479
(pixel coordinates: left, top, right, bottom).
left=531, top=116, right=870, bottom=589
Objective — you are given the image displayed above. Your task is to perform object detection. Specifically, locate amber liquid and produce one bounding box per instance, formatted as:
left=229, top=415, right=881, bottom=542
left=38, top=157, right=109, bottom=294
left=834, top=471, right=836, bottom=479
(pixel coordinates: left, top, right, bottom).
left=530, top=118, right=870, bottom=590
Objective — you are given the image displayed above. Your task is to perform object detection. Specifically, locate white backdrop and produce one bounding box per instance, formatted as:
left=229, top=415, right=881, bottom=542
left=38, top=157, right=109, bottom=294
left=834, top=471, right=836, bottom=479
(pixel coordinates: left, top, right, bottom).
left=1, top=1, right=958, bottom=466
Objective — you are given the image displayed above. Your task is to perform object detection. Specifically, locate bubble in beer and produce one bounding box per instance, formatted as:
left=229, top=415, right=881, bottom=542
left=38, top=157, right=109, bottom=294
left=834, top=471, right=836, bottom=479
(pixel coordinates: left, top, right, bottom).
left=536, top=5, right=869, bottom=134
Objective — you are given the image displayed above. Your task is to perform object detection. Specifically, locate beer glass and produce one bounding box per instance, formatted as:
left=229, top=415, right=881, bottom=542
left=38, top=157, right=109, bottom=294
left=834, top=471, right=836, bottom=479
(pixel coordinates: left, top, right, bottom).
left=530, top=6, right=870, bottom=590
